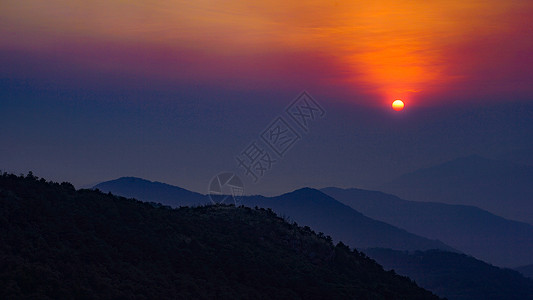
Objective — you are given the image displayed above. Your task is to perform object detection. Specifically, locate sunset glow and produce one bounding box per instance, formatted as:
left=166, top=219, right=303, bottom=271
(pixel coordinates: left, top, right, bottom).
left=1, top=1, right=533, bottom=106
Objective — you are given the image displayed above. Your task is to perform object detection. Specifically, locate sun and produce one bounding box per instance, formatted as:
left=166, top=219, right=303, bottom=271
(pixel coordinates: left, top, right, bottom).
left=392, top=99, right=405, bottom=111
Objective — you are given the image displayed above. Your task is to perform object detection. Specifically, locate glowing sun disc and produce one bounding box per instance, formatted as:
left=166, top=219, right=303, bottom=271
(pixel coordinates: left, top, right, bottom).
left=392, top=99, right=405, bottom=111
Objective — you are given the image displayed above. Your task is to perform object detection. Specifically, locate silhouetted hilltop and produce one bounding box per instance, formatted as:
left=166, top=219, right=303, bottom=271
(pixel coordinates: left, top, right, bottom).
left=365, top=248, right=533, bottom=300
left=0, top=173, right=440, bottom=299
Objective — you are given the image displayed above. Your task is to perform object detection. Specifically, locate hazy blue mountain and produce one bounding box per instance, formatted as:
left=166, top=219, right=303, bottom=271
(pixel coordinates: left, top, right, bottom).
left=241, top=188, right=453, bottom=252
left=365, top=248, right=533, bottom=300
left=516, top=264, right=533, bottom=279
left=377, top=155, right=533, bottom=224
left=1, top=173, right=441, bottom=299
left=322, top=187, right=533, bottom=267
left=94, top=178, right=453, bottom=252
left=94, top=177, right=208, bottom=207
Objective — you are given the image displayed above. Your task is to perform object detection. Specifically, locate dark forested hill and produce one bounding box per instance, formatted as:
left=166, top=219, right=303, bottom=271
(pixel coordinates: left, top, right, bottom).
left=365, top=248, right=533, bottom=300
left=0, top=173, right=440, bottom=299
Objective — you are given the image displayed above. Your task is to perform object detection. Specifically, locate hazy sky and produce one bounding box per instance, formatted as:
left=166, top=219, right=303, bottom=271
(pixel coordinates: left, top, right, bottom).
left=2, top=0, right=533, bottom=195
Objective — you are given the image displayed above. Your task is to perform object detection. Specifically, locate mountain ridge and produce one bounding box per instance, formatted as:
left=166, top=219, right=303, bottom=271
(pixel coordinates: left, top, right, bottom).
left=94, top=177, right=454, bottom=253
left=322, top=186, right=533, bottom=267
left=94, top=176, right=207, bottom=207
left=243, top=188, right=454, bottom=252
left=0, top=173, right=441, bottom=299
left=377, top=155, right=533, bottom=224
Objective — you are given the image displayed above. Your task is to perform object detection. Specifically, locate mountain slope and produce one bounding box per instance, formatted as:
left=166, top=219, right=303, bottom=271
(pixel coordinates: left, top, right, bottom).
left=377, top=155, right=533, bottom=224
left=0, top=173, right=440, bottom=299
left=365, top=248, right=533, bottom=300
left=242, top=188, right=454, bottom=252
left=94, top=177, right=208, bottom=207
left=93, top=177, right=454, bottom=253
left=322, top=187, right=533, bottom=267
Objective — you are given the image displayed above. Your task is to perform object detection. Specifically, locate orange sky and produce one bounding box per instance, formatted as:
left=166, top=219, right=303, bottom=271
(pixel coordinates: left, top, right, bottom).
left=2, top=0, right=533, bottom=106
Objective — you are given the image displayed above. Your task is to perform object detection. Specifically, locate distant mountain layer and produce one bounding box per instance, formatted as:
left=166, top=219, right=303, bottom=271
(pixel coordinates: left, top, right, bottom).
left=0, top=173, right=440, bottom=299
left=322, top=187, right=533, bottom=267
left=95, top=177, right=453, bottom=253
left=365, top=248, right=533, bottom=300
left=378, top=155, right=533, bottom=224
left=516, top=264, right=533, bottom=280
left=94, top=177, right=208, bottom=207
left=242, top=188, right=454, bottom=253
